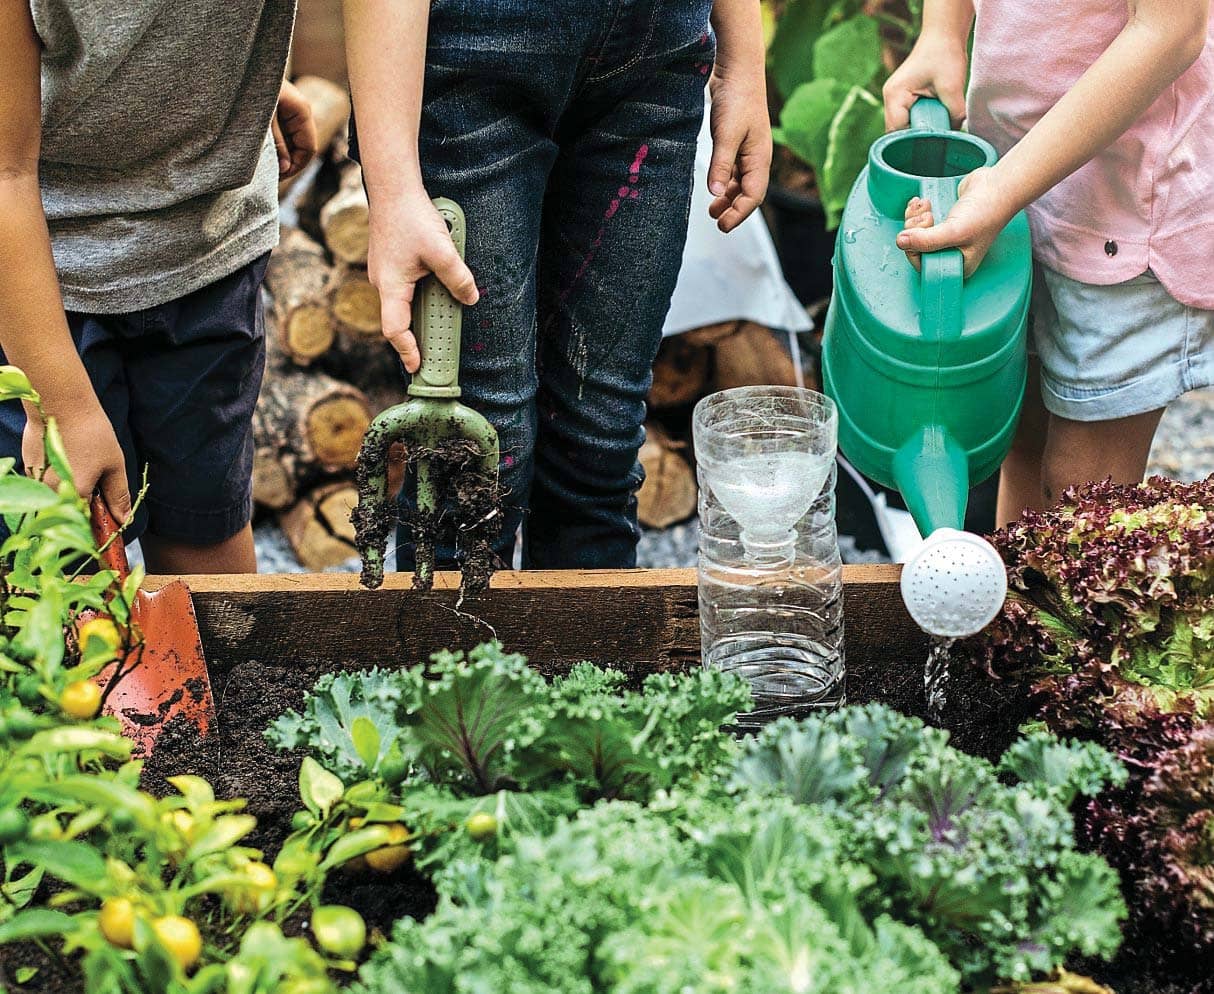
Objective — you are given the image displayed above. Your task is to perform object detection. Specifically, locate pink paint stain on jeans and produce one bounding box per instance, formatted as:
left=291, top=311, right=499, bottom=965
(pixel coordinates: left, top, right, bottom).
left=565, top=144, right=650, bottom=299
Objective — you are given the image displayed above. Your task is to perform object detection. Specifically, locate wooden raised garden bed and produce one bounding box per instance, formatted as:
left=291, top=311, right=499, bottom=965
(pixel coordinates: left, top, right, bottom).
left=143, top=564, right=1028, bottom=831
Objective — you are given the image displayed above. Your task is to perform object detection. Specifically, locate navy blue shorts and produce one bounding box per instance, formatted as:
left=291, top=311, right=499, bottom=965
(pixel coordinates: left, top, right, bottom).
left=0, top=253, right=270, bottom=545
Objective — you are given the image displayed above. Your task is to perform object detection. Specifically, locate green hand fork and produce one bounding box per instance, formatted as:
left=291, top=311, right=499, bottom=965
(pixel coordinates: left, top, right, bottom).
left=353, top=198, right=499, bottom=590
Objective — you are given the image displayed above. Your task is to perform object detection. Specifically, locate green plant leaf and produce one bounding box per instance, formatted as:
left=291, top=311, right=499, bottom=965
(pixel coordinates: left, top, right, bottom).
left=319, top=825, right=394, bottom=871
left=351, top=716, right=381, bottom=770
left=7, top=840, right=105, bottom=892
left=187, top=815, right=257, bottom=860
left=0, top=477, right=57, bottom=515
left=0, top=908, right=76, bottom=944
left=299, top=756, right=344, bottom=818
left=24, top=727, right=132, bottom=760
left=168, top=775, right=216, bottom=808
left=768, top=0, right=836, bottom=98
left=41, top=418, right=74, bottom=493
left=821, top=86, right=885, bottom=228
left=0, top=367, right=39, bottom=406
left=812, top=14, right=882, bottom=89
left=775, top=78, right=851, bottom=185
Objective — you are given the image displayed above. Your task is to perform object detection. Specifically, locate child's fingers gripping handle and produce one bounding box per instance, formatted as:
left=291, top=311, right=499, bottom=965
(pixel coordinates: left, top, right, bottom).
left=917, top=175, right=964, bottom=342
left=89, top=494, right=131, bottom=580
left=409, top=198, right=466, bottom=398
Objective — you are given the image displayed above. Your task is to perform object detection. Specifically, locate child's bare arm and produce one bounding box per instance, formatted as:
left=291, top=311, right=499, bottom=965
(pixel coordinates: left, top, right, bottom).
left=882, top=0, right=974, bottom=130
left=707, top=0, right=772, bottom=232
left=343, top=0, right=478, bottom=374
left=896, top=0, right=1211, bottom=273
left=0, top=5, right=129, bottom=517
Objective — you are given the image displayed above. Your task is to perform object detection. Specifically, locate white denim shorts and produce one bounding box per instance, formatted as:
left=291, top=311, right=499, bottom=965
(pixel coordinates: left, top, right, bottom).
left=1029, top=263, right=1214, bottom=422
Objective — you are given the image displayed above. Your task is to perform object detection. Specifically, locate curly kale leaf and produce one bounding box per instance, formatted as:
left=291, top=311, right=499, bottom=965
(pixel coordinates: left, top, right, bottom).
left=999, top=730, right=1127, bottom=807
left=408, top=643, right=548, bottom=793
left=521, top=664, right=750, bottom=802
left=731, top=716, right=874, bottom=807
left=358, top=801, right=958, bottom=994
left=264, top=668, right=420, bottom=783
left=731, top=704, right=1126, bottom=986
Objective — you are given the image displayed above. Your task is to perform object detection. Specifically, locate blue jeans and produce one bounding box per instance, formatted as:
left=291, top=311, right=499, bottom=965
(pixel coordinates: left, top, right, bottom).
left=355, top=0, right=715, bottom=570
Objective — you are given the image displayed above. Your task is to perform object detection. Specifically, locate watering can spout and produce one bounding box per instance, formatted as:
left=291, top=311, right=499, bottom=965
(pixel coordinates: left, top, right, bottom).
left=892, top=425, right=969, bottom=538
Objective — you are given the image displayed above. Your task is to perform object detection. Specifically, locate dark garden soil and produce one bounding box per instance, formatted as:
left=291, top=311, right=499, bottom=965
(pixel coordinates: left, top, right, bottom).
left=0, top=940, right=81, bottom=994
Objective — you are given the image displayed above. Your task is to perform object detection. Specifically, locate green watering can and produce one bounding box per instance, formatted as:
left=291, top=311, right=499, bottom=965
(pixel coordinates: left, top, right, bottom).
left=820, top=97, right=1032, bottom=637
left=354, top=198, right=499, bottom=590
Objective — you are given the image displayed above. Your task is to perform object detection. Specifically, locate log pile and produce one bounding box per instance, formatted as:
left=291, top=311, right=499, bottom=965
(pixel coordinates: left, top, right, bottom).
left=258, top=75, right=811, bottom=565
left=255, top=76, right=395, bottom=569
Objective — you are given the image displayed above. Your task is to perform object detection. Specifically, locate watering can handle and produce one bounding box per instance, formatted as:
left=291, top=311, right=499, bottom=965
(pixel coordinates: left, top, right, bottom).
left=409, top=197, right=467, bottom=399
left=909, top=97, right=953, bottom=133
left=906, top=98, right=965, bottom=340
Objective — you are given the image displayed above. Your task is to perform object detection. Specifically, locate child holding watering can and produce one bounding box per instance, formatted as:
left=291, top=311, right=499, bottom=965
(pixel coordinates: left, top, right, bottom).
left=885, top=0, right=1213, bottom=524
left=343, top=0, right=771, bottom=570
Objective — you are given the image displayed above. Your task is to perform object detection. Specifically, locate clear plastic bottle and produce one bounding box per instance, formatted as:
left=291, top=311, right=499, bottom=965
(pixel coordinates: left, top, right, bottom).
left=693, top=387, right=845, bottom=729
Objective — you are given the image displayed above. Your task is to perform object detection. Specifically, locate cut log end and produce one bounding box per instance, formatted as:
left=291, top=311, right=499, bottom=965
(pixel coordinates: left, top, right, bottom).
left=253, top=447, right=296, bottom=512
left=280, top=483, right=359, bottom=571
left=283, top=305, right=336, bottom=362
left=637, top=424, right=697, bottom=530
left=322, top=209, right=370, bottom=266
left=332, top=274, right=381, bottom=335
left=306, top=394, right=373, bottom=470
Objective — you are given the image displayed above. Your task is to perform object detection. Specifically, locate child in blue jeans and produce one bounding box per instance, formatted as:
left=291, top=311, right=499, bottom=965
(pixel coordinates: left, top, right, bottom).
left=345, top=0, right=771, bottom=570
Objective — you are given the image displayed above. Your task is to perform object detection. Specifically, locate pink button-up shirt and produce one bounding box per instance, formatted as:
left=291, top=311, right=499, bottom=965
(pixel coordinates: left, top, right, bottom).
left=967, top=0, right=1214, bottom=309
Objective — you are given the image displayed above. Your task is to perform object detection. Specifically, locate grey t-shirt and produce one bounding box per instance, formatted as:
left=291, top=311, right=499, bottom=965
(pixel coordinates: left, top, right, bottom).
left=32, top=1, right=297, bottom=313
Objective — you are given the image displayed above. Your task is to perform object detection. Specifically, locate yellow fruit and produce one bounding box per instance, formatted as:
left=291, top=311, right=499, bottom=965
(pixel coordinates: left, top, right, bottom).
left=230, top=861, right=278, bottom=914
left=152, top=915, right=202, bottom=971
left=385, top=824, right=409, bottom=845
left=465, top=812, right=498, bottom=841
left=59, top=680, right=102, bottom=720
left=364, top=843, right=411, bottom=873
left=348, top=816, right=365, bottom=830
left=98, top=898, right=137, bottom=949
left=165, top=810, right=196, bottom=844
left=78, top=617, right=123, bottom=655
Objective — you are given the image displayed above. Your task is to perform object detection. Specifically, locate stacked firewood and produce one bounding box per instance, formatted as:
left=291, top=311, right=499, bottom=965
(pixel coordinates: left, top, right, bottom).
left=257, top=77, right=806, bottom=567
left=255, top=77, right=385, bottom=569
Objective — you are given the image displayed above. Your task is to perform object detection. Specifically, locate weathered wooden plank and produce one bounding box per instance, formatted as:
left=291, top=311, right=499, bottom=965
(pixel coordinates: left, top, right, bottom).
left=149, top=566, right=1023, bottom=758
left=155, top=565, right=923, bottom=691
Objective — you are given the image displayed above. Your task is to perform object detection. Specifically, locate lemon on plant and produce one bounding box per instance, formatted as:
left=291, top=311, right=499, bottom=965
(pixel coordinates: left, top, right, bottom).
left=98, top=897, right=138, bottom=949
left=466, top=812, right=498, bottom=841
left=365, top=823, right=411, bottom=873
left=230, top=861, right=278, bottom=914
left=311, top=905, right=366, bottom=959
left=78, top=617, right=123, bottom=655
left=59, top=680, right=102, bottom=720
left=152, top=915, right=202, bottom=971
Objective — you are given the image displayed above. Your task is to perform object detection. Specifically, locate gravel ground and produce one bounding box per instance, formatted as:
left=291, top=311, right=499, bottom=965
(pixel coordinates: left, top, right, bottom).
left=126, top=388, right=1212, bottom=574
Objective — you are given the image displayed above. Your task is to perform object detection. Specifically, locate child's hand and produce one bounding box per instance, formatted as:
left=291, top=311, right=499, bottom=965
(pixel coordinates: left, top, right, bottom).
left=272, top=81, right=318, bottom=180
left=882, top=33, right=969, bottom=131
left=24, top=401, right=130, bottom=523
left=367, top=189, right=479, bottom=373
left=707, top=50, right=772, bottom=232
left=895, top=167, right=1014, bottom=276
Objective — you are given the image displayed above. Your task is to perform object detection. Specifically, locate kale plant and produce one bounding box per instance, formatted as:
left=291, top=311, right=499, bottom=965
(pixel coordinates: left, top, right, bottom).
left=732, top=704, right=1127, bottom=986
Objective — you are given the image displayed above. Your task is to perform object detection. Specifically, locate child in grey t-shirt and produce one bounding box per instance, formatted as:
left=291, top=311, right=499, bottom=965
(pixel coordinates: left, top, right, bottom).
left=0, top=1, right=315, bottom=572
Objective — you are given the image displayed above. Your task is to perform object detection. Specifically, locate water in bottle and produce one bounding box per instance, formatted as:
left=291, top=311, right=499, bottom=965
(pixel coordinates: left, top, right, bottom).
left=693, top=387, right=845, bottom=729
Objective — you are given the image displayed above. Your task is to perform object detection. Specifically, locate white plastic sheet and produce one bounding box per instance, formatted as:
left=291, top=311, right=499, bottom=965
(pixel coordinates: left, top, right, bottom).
left=662, top=102, right=813, bottom=339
